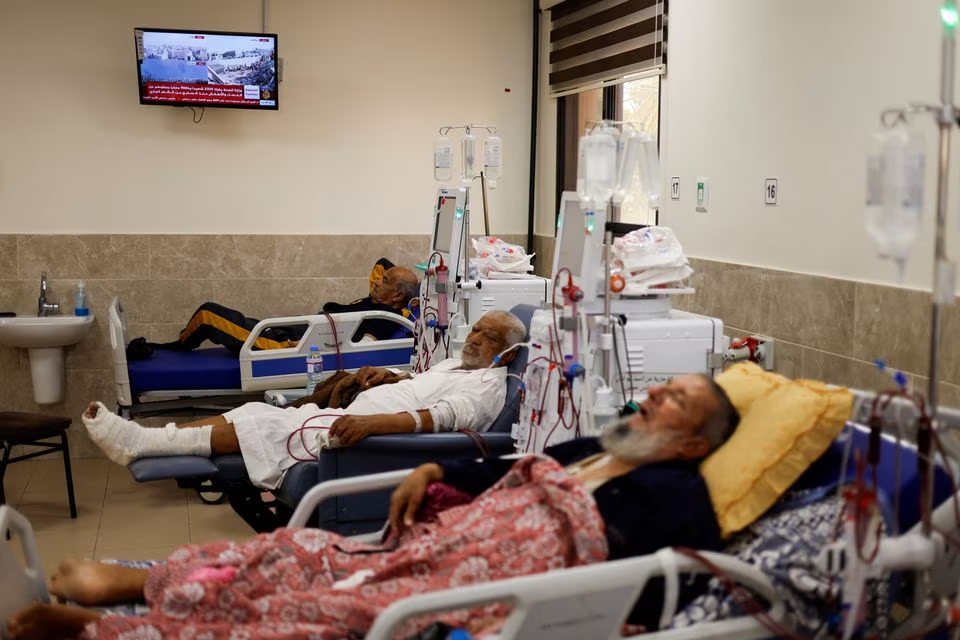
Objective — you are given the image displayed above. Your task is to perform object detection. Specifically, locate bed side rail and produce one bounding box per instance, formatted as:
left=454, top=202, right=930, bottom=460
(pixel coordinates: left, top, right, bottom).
left=289, top=468, right=413, bottom=528
left=238, top=311, right=414, bottom=392
left=108, top=297, right=133, bottom=408
left=0, top=506, right=49, bottom=630
left=366, top=550, right=784, bottom=640
left=293, top=471, right=784, bottom=640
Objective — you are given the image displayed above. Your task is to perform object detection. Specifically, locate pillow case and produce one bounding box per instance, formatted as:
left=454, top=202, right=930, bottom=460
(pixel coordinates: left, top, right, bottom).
left=701, top=362, right=853, bottom=538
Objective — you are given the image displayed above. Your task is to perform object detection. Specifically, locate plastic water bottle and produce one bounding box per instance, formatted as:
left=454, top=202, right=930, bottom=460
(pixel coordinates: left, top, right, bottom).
left=73, top=281, right=89, bottom=317
left=305, top=345, right=323, bottom=393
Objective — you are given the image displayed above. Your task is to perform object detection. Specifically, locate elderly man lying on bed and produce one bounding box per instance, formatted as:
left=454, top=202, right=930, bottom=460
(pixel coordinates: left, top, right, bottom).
left=82, top=310, right=526, bottom=491
left=6, top=372, right=739, bottom=640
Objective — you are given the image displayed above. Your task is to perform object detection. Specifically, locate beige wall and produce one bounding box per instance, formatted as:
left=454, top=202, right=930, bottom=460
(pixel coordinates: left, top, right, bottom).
left=661, top=0, right=955, bottom=290
left=531, top=2, right=958, bottom=404
left=0, top=0, right=533, bottom=235
left=535, top=0, right=960, bottom=291
left=0, top=0, right=534, bottom=459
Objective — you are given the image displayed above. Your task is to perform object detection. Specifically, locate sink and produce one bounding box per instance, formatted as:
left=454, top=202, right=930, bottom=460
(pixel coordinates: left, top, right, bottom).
left=0, top=314, right=95, bottom=348
left=0, top=314, right=95, bottom=404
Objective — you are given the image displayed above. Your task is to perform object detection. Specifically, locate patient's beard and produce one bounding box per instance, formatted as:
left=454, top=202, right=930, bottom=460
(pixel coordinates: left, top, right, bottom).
left=600, top=422, right=674, bottom=465
left=460, top=350, right=483, bottom=370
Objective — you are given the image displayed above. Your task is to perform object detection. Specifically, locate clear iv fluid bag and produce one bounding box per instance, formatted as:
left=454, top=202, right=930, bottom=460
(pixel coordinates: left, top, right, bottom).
left=613, top=128, right=642, bottom=204
left=434, top=137, right=453, bottom=182
left=483, top=136, right=503, bottom=187
left=580, top=129, right=617, bottom=205
left=640, top=134, right=662, bottom=207
left=865, top=128, right=924, bottom=268
left=576, top=134, right=589, bottom=204
left=461, top=133, right=477, bottom=182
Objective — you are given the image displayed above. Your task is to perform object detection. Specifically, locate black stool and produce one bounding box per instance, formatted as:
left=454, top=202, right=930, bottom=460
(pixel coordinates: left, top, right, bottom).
left=0, top=412, right=77, bottom=518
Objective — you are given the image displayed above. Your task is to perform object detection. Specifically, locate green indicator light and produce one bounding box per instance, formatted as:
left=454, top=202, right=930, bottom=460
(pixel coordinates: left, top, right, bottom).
left=943, top=2, right=959, bottom=30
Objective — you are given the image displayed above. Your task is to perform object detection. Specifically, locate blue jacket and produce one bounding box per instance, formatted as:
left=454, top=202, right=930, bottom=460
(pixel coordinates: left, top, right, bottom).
left=438, top=436, right=722, bottom=629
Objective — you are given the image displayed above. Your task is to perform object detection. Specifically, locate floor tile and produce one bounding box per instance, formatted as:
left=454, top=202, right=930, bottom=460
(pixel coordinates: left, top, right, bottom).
left=97, top=502, right=190, bottom=550
left=187, top=501, right=257, bottom=546
left=23, top=459, right=109, bottom=494
left=2, top=462, right=37, bottom=504
left=4, top=459, right=285, bottom=570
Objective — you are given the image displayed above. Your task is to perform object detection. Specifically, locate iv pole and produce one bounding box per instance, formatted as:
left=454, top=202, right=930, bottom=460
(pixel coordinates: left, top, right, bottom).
left=880, top=0, right=959, bottom=535
left=927, top=2, right=957, bottom=431
left=881, top=4, right=958, bottom=636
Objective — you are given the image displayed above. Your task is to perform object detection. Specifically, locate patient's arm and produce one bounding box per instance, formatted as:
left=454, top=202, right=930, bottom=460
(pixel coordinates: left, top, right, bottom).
left=388, top=462, right=444, bottom=536
left=328, top=410, right=433, bottom=446
left=49, top=558, right=148, bottom=606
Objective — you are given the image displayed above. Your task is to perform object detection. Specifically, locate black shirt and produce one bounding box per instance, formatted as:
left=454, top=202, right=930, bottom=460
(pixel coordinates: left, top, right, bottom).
left=438, top=437, right=723, bottom=630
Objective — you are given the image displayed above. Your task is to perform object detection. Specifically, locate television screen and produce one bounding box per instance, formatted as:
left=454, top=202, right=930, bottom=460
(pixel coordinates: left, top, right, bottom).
left=135, top=28, right=278, bottom=110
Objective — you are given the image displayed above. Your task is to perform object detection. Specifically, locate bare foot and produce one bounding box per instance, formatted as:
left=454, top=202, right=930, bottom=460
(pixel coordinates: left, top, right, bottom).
left=5, top=602, right=100, bottom=640
left=49, top=558, right=148, bottom=606
left=83, top=402, right=100, bottom=420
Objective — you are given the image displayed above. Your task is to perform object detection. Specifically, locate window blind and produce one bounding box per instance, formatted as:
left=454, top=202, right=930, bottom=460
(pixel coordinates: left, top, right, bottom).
left=547, top=0, right=666, bottom=96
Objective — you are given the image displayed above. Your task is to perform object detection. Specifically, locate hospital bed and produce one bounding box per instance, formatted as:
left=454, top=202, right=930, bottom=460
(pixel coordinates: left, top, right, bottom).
left=3, top=416, right=959, bottom=639
left=109, top=296, right=417, bottom=419
left=122, top=304, right=536, bottom=533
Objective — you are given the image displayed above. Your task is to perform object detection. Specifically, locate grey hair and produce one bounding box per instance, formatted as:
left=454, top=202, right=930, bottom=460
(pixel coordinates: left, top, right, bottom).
left=484, top=310, right=527, bottom=350
left=697, top=375, right=740, bottom=452
left=391, top=268, right=420, bottom=304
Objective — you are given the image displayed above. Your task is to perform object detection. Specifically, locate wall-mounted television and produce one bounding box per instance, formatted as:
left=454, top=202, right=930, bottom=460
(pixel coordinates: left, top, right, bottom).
left=135, top=28, right=278, bottom=110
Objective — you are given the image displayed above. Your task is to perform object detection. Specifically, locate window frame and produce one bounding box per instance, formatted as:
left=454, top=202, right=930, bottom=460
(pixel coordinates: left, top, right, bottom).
left=554, top=79, right=661, bottom=227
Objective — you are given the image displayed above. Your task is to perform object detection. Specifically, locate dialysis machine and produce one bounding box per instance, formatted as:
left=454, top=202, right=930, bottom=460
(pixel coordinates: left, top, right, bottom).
left=514, top=192, right=727, bottom=454
left=414, top=187, right=549, bottom=371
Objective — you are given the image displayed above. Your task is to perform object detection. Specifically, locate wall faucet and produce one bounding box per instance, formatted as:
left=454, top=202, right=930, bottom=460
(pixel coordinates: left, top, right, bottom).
left=38, top=272, right=60, bottom=317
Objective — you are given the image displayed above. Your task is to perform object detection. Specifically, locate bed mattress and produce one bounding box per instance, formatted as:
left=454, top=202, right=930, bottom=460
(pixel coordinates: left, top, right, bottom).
left=128, top=347, right=241, bottom=393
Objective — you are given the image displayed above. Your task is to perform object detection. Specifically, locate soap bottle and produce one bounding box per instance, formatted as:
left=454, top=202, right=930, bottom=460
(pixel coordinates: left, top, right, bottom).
left=74, top=281, right=89, bottom=317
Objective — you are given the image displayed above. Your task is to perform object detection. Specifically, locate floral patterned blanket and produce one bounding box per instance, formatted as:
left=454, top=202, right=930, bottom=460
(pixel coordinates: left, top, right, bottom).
left=82, top=455, right=607, bottom=640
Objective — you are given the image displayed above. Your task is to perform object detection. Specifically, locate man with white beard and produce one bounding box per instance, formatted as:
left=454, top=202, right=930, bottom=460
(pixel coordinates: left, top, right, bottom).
left=81, top=310, right=527, bottom=491
left=390, top=373, right=740, bottom=632
left=5, top=374, right=738, bottom=639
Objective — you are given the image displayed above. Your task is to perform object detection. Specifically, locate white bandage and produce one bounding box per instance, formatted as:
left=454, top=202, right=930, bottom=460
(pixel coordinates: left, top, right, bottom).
left=407, top=410, right=423, bottom=433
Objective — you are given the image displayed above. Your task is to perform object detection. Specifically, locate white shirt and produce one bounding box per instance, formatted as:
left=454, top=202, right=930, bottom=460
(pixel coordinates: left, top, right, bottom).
left=347, top=359, right=507, bottom=431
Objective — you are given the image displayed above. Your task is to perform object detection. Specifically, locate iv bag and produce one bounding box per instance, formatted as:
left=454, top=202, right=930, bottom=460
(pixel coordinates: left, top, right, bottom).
left=483, top=136, right=503, bottom=188
left=865, top=128, right=925, bottom=279
left=434, top=137, right=453, bottom=183
left=582, top=129, right=617, bottom=205
left=461, top=133, right=477, bottom=183
left=576, top=134, right=590, bottom=204
left=638, top=134, right=662, bottom=208
left=613, top=128, right=643, bottom=205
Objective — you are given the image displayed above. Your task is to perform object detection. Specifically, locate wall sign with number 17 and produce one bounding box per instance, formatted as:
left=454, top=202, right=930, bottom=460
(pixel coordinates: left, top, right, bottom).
left=670, top=177, right=680, bottom=200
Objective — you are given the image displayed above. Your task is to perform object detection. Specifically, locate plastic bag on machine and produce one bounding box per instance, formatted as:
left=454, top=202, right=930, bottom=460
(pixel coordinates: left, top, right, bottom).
left=612, top=226, right=687, bottom=272
left=470, top=236, right=534, bottom=277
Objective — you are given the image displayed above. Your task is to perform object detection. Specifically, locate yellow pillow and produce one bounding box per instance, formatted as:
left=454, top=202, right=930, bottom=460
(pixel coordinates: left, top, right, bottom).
left=701, top=362, right=853, bottom=538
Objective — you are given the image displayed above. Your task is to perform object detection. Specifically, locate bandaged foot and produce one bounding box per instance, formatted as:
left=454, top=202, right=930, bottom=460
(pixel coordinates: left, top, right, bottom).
left=82, top=402, right=212, bottom=465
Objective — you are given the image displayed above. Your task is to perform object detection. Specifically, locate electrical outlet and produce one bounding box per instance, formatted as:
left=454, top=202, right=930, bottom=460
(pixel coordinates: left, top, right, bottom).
left=725, top=334, right=775, bottom=370
left=754, top=336, right=775, bottom=370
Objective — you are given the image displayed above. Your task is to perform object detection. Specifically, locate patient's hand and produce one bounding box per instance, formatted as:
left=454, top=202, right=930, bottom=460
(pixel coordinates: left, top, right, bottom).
left=328, top=415, right=384, bottom=446
left=389, top=463, right=444, bottom=537
left=356, top=366, right=391, bottom=389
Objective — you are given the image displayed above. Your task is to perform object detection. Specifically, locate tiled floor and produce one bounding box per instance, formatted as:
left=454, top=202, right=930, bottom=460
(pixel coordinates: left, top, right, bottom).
left=3, top=458, right=257, bottom=578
